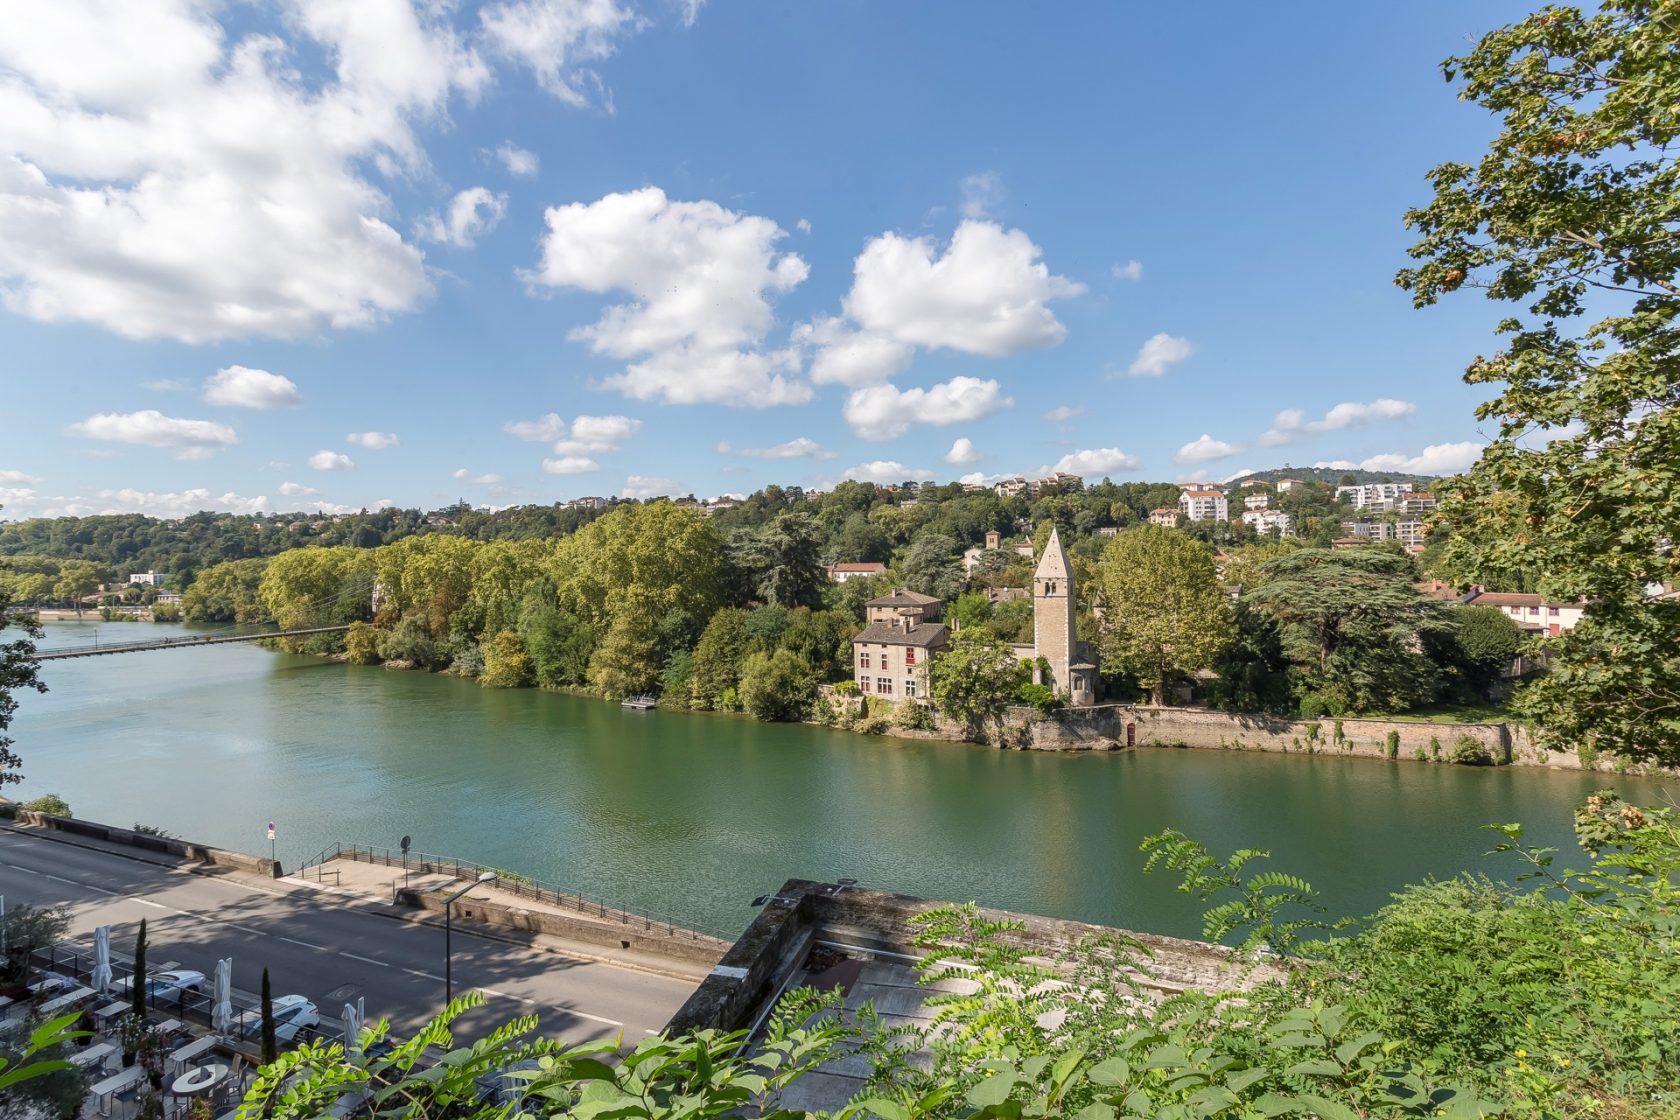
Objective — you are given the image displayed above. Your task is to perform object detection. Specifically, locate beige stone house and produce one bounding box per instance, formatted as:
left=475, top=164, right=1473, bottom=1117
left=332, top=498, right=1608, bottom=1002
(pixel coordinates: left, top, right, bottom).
left=850, top=589, right=949, bottom=701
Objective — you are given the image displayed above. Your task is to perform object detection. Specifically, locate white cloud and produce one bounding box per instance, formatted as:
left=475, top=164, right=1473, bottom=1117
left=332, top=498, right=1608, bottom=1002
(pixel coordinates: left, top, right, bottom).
left=790, top=315, right=912, bottom=387
left=842, top=220, right=1084, bottom=358
left=142, top=378, right=189, bottom=392
left=1041, top=404, right=1084, bottom=422
left=93, top=488, right=267, bottom=517
left=542, top=455, right=599, bottom=474
left=959, top=171, right=1004, bottom=219
left=622, top=474, right=683, bottom=499
left=0, top=469, right=40, bottom=484
left=278, top=481, right=318, bottom=497
left=67, top=410, right=237, bottom=458
left=843, top=376, right=1013, bottom=440
left=200, top=366, right=300, bottom=410
left=0, top=0, right=495, bottom=342
left=479, top=0, right=643, bottom=107
left=1052, top=447, right=1141, bottom=476
left=524, top=187, right=811, bottom=406
left=944, top=437, right=983, bottom=465
left=494, top=142, right=539, bottom=177
left=1223, top=467, right=1258, bottom=483
left=419, top=186, right=507, bottom=248
left=1313, top=460, right=1358, bottom=470
left=308, top=450, right=356, bottom=471
left=1112, top=260, right=1143, bottom=281
left=504, top=412, right=566, bottom=441
left=346, top=431, right=399, bottom=449
left=556, top=414, right=640, bottom=453
left=795, top=218, right=811, bottom=234
left=1173, top=433, right=1244, bottom=465
left=843, top=460, right=935, bottom=484
left=452, top=468, right=503, bottom=484
left=1259, top=398, right=1416, bottom=445
left=1358, top=441, right=1482, bottom=475
left=1126, top=333, right=1194, bottom=377
left=718, top=437, right=835, bottom=460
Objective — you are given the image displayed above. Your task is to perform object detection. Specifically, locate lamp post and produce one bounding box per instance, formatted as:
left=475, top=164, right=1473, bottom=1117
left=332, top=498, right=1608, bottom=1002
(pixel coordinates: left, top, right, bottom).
left=443, top=872, right=496, bottom=1004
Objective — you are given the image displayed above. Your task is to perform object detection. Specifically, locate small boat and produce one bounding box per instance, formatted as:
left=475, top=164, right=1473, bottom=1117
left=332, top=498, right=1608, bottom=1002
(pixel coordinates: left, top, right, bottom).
left=621, top=695, right=657, bottom=710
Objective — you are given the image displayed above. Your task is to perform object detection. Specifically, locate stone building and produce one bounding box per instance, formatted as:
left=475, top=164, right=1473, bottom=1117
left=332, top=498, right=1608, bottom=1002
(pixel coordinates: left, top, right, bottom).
left=850, top=589, right=949, bottom=702
left=1030, top=528, right=1097, bottom=706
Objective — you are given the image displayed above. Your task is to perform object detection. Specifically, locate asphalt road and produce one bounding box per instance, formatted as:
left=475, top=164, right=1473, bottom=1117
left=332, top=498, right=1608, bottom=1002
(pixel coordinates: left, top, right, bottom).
left=0, top=826, right=698, bottom=1043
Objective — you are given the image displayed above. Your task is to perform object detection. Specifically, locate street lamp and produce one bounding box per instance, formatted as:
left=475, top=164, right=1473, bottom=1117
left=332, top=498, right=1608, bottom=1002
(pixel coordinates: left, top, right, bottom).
left=443, top=872, right=496, bottom=1004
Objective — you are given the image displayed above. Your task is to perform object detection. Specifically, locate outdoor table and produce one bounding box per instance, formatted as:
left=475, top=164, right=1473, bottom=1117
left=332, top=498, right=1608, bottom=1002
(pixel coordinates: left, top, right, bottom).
left=94, top=999, right=130, bottom=1026
left=153, top=1018, right=185, bottom=1037
left=171, top=1062, right=229, bottom=1097
left=70, top=1042, right=117, bottom=1072
left=40, top=986, right=95, bottom=1016
left=90, top=1065, right=146, bottom=1116
left=167, top=1034, right=220, bottom=1073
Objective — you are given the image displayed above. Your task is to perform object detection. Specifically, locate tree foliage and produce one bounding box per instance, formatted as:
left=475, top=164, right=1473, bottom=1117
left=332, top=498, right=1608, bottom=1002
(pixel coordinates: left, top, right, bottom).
left=738, top=649, right=816, bottom=721
left=0, top=574, right=44, bottom=788
left=930, top=631, right=1027, bottom=741
left=1397, top=0, right=1680, bottom=761
left=1096, top=526, right=1233, bottom=705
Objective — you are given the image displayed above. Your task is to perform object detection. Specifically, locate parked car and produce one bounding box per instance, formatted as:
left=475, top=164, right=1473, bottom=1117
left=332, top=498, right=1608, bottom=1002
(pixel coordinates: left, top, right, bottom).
left=114, top=969, right=207, bottom=1006
left=239, top=994, right=321, bottom=1043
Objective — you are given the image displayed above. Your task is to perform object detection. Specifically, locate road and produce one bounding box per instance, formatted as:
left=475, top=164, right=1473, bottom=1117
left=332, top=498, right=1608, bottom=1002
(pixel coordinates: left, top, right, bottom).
left=0, top=826, right=699, bottom=1043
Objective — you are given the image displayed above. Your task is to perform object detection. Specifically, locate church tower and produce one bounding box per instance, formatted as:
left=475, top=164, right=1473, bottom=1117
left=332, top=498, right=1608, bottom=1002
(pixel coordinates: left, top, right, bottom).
left=1033, top=527, right=1078, bottom=692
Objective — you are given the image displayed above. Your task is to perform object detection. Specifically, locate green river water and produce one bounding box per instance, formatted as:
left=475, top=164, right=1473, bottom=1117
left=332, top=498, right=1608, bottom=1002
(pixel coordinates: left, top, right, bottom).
left=12, top=622, right=1670, bottom=941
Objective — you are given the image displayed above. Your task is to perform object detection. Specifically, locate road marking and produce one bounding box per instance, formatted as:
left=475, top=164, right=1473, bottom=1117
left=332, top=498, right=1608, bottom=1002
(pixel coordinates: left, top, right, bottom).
left=5, top=863, right=40, bottom=874
left=535, top=1001, right=622, bottom=1027
left=402, top=969, right=443, bottom=981
left=228, top=925, right=266, bottom=937
left=136, top=899, right=168, bottom=909
left=475, top=986, right=535, bottom=1005
left=339, top=952, right=389, bottom=967
left=278, top=936, right=328, bottom=951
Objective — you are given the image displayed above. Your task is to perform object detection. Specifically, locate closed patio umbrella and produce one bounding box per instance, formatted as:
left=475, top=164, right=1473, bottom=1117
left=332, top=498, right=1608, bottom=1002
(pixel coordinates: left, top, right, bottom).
left=92, top=925, right=113, bottom=994
left=341, top=996, right=363, bottom=1053
left=212, top=958, right=233, bottom=1037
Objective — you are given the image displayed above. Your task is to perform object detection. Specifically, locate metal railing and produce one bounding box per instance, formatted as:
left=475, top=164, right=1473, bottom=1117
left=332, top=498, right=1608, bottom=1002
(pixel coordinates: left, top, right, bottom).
left=300, top=842, right=732, bottom=943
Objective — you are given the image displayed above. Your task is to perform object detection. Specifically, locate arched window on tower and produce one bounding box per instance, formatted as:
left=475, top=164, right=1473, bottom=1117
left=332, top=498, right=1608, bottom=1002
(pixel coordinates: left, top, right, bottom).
left=1044, top=580, right=1057, bottom=596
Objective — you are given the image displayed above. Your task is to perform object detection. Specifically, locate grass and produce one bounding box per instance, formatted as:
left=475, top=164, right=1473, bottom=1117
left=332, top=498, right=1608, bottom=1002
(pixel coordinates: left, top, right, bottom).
left=1357, top=701, right=1516, bottom=725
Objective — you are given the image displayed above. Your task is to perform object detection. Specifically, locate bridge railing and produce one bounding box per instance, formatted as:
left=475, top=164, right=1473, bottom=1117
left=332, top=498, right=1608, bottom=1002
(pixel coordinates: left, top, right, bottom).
left=313, top=842, right=732, bottom=942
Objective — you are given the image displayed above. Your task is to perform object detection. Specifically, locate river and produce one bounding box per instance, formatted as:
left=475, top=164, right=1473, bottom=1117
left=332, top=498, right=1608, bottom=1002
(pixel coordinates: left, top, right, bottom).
left=11, top=621, right=1668, bottom=942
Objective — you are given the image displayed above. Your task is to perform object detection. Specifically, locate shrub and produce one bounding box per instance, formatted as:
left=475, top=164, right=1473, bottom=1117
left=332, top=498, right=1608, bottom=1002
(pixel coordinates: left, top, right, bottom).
left=893, top=699, right=935, bottom=731
left=1333, top=718, right=1345, bottom=745
left=1016, top=682, right=1062, bottom=713
left=739, top=649, right=816, bottom=721
left=1451, top=733, right=1491, bottom=765
left=833, top=680, right=859, bottom=696
left=344, top=621, right=382, bottom=665
left=1430, top=735, right=1442, bottom=760
left=1413, top=746, right=1428, bottom=761
left=21, top=793, right=71, bottom=816
left=1576, top=741, right=1600, bottom=770
left=1299, top=693, right=1327, bottom=719
left=480, top=630, right=532, bottom=688
left=855, top=715, right=891, bottom=735
left=1386, top=730, right=1400, bottom=759
left=149, top=602, right=181, bottom=622
left=380, top=614, right=438, bottom=668
left=448, top=639, right=484, bottom=679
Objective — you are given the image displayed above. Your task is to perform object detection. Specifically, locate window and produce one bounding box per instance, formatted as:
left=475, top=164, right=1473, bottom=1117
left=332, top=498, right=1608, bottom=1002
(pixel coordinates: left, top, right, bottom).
left=905, top=679, right=917, bottom=698
left=1045, top=580, right=1057, bottom=596
left=905, top=648, right=916, bottom=665
left=860, top=652, right=871, bottom=669
left=1548, top=606, right=1559, bottom=616
left=858, top=676, right=871, bottom=692
left=1529, top=606, right=1540, bottom=616
left=877, top=678, right=894, bottom=695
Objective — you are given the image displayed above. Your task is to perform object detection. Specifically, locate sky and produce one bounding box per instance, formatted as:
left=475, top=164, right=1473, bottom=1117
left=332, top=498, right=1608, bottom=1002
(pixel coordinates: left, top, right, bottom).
left=0, top=0, right=1539, bottom=520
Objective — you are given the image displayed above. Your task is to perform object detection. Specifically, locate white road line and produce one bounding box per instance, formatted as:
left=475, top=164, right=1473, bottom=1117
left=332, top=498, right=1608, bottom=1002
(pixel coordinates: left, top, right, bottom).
left=228, top=925, right=266, bottom=937
left=402, top=968, right=443, bottom=981
left=6, top=864, right=40, bottom=874
left=339, top=952, right=388, bottom=967
left=278, top=936, right=328, bottom=951
left=539, top=1002, right=622, bottom=1027
left=475, top=986, right=536, bottom=1005
left=135, top=899, right=168, bottom=909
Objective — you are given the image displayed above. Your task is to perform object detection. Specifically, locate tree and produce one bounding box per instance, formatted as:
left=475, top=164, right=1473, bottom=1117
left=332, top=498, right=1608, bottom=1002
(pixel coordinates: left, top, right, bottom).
left=930, top=631, right=1028, bottom=741
left=479, top=630, right=532, bottom=688
left=260, top=967, right=277, bottom=1064
left=691, top=608, right=749, bottom=709
left=741, top=512, right=826, bottom=609
left=898, top=531, right=963, bottom=601
left=1446, top=605, right=1525, bottom=696
left=1244, top=549, right=1446, bottom=713
left=181, top=558, right=268, bottom=623
left=51, top=560, right=101, bottom=615
left=0, top=576, right=45, bottom=789
left=1397, top=1, right=1680, bottom=760
left=131, top=918, right=148, bottom=1019
left=0, top=902, right=69, bottom=984
left=379, top=614, right=438, bottom=669
left=1096, top=526, right=1233, bottom=705
left=344, top=621, right=382, bottom=665
left=738, top=649, right=816, bottom=721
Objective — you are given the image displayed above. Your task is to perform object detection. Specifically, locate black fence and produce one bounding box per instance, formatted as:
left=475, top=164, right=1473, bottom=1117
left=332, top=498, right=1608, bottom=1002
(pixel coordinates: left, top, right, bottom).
left=299, top=842, right=732, bottom=943
left=26, top=943, right=341, bottom=1053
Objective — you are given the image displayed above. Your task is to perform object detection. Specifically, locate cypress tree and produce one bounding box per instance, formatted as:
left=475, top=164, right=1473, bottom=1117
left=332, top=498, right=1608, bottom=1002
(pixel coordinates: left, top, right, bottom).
left=259, top=967, right=277, bottom=1064
left=130, top=918, right=147, bottom=1019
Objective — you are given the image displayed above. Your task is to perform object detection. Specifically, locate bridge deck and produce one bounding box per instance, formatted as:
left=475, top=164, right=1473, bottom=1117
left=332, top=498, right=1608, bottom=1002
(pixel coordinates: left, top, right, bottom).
left=36, top=625, right=351, bottom=659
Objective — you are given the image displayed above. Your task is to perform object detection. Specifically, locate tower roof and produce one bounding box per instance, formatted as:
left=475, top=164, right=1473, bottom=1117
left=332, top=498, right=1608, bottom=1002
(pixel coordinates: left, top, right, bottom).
left=1034, top=527, right=1071, bottom=580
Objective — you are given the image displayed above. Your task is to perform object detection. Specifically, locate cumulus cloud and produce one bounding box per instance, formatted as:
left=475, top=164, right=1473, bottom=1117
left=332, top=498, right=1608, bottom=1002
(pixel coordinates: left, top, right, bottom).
left=68, top=410, right=237, bottom=458
left=143, top=378, right=189, bottom=392
left=1173, top=433, right=1245, bottom=465
left=959, top=171, right=1004, bottom=219
left=418, top=186, right=507, bottom=247
left=278, top=481, right=318, bottom=497
left=1052, top=448, right=1141, bottom=476
left=524, top=187, right=810, bottom=405
left=622, top=474, right=683, bottom=499
left=1313, top=460, right=1358, bottom=470
left=556, top=414, right=640, bottom=454
left=1258, top=398, right=1416, bottom=446
left=479, top=0, right=643, bottom=107
left=202, top=366, right=301, bottom=409
left=718, top=437, right=835, bottom=460
left=843, top=460, right=934, bottom=484
left=790, top=315, right=912, bottom=387
left=494, top=142, right=539, bottom=177
left=1041, top=404, right=1084, bottom=422
left=346, top=431, right=399, bottom=449
left=504, top=412, right=566, bottom=441
left=1112, top=260, right=1143, bottom=281
left=0, top=469, right=41, bottom=484
left=1126, top=333, right=1194, bottom=377
left=795, top=218, right=811, bottom=234
left=542, top=455, right=599, bottom=474
left=944, top=437, right=982, bottom=465
left=1357, top=441, right=1482, bottom=475
left=308, top=450, right=355, bottom=471
left=452, top=468, right=503, bottom=484
left=843, top=376, right=1013, bottom=440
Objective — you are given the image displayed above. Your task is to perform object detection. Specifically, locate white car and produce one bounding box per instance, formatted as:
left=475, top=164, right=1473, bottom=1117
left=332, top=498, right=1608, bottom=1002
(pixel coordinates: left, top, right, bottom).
left=114, top=969, right=208, bottom=1006
left=240, top=994, right=321, bottom=1043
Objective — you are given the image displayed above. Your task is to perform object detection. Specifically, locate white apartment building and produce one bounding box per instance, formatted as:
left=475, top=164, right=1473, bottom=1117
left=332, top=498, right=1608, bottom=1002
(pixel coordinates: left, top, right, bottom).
left=1179, top=489, right=1229, bottom=522
left=1275, top=478, right=1305, bottom=492
left=1396, top=517, right=1428, bottom=547
left=1244, top=493, right=1270, bottom=510
left=1336, top=482, right=1414, bottom=510
left=128, top=571, right=167, bottom=586
left=1241, top=509, right=1294, bottom=536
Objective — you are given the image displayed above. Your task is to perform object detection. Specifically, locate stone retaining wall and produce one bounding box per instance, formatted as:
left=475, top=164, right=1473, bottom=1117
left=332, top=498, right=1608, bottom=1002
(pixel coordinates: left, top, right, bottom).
left=1130, top=706, right=1513, bottom=764
left=395, top=886, right=729, bottom=968
left=0, top=798, right=283, bottom=877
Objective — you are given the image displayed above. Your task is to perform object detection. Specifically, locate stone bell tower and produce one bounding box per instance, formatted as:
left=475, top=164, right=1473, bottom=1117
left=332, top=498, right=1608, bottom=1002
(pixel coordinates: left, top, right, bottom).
left=1033, top=528, right=1077, bottom=690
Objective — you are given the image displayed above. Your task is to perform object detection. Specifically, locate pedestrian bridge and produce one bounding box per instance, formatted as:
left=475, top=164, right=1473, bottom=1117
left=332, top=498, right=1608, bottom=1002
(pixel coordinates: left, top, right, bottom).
left=35, top=625, right=351, bottom=660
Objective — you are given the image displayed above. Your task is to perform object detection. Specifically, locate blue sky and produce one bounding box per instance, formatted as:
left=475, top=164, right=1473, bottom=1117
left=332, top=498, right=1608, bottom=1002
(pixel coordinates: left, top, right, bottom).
left=0, top=0, right=1535, bottom=518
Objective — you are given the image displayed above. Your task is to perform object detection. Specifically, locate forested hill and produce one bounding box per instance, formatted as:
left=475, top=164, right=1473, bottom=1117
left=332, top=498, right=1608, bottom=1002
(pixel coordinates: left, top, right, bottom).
left=1233, top=466, right=1437, bottom=487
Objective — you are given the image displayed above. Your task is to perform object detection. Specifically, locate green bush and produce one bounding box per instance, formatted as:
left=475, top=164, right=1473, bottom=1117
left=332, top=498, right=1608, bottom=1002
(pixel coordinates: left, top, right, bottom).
left=149, top=602, right=181, bottom=622
left=1451, top=733, right=1491, bottom=765
left=739, top=649, right=816, bottom=721
left=480, top=630, right=533, bottom=688
left=1385, top=730, right=1400, bottom=759
left=343, top=621, right=382, bottom=665
left=893, top=699, right=935, bottom=731
left=1299, top=693, right=1328, bottom=719
left=1430, top=735, right=1442, bottom=760
left=1015, top=682, right=1061, bottom=713
left=21, top=793, right=71, bottom=816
